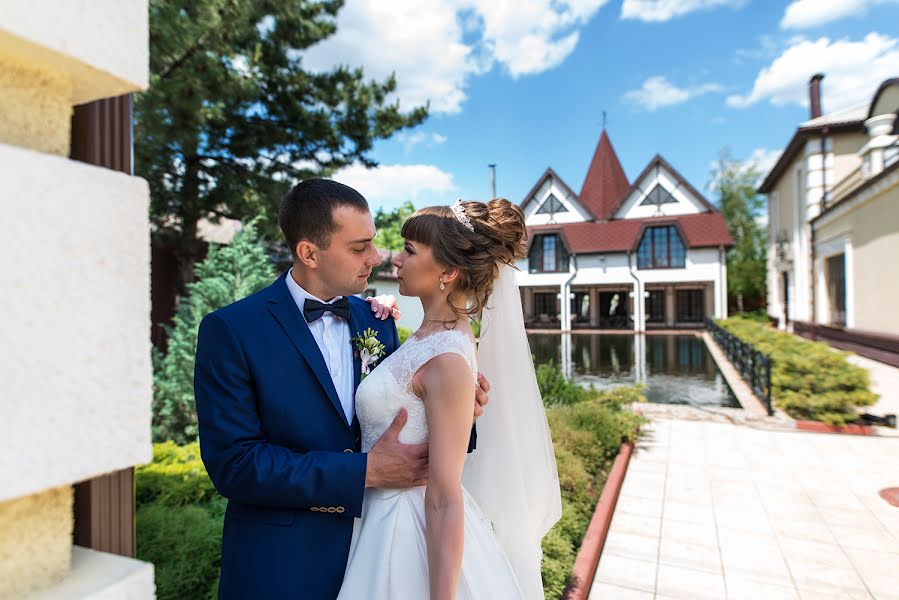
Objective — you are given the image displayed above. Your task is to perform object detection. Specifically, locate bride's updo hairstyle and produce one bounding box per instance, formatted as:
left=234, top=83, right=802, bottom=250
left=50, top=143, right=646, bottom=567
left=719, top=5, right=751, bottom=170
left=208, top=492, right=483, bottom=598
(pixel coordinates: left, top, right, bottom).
left=401, top=198, right=527, bottom=321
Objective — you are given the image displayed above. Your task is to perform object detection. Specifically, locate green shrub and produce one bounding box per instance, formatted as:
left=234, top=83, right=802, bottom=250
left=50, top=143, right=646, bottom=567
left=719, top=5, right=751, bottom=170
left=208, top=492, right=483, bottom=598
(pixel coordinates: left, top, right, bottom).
left=540, top=387, right=647, bottom=598
left=136, top=503, right=223, bottom=600
left=397, top=325, right=413, bottom=344
left=153, top=220, right=276, bottom=444
left=136, top=442, right=219, bottom=508
left=537, top=360, right=595, bottom=406
left=717, top=315, right=877, bottom=425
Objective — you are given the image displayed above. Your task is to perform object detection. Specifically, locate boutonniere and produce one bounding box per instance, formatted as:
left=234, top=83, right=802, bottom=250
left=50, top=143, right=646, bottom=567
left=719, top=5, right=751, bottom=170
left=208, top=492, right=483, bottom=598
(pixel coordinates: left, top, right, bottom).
left=353, top=327, right=385, bottom=380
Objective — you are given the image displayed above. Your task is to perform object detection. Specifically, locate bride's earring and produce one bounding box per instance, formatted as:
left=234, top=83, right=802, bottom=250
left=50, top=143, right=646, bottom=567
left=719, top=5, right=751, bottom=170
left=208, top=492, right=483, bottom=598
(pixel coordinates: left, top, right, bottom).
left=439, top=279, right=445, bottom=291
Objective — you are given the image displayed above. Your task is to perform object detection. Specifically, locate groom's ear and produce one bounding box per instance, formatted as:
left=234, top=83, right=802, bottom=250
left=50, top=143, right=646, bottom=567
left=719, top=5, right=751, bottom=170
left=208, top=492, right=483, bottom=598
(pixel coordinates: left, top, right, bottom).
left=296, top=240, right=319, bottom=268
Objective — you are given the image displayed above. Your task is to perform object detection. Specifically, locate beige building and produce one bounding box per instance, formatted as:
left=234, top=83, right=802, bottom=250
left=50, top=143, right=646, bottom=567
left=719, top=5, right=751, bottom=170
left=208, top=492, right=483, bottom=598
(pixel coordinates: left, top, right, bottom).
left=761, top=74, right=899, bottom=367
left=0, top=2, right=156, bottom=598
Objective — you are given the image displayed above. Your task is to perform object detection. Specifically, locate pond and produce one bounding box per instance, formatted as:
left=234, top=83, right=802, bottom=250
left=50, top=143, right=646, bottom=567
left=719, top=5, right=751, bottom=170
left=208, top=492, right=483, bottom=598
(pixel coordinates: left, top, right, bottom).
left=528, top=332, right=741, bottom=408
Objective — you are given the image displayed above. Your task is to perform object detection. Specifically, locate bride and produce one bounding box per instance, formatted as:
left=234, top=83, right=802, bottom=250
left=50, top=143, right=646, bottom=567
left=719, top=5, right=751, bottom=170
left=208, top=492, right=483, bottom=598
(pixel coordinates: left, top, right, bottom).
left=337, top=199, right=562, bottom=600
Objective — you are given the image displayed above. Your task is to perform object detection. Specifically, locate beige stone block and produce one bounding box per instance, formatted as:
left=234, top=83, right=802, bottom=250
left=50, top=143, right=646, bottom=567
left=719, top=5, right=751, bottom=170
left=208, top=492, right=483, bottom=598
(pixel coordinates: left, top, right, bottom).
left=0, top=486, right=72, bottom=597
left=0, top=54, right=71, bottom=155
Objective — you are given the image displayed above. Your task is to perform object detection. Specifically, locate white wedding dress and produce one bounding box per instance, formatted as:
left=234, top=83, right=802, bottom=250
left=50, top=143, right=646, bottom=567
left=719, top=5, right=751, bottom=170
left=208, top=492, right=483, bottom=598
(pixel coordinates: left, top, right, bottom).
left=336, top=329, right=526, bottom=599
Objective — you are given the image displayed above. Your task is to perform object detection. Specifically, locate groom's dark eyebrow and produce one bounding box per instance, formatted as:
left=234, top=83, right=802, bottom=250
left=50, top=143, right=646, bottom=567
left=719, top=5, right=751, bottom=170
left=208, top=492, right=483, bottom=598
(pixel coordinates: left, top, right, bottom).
left=348, top=236, right=375, bottom=244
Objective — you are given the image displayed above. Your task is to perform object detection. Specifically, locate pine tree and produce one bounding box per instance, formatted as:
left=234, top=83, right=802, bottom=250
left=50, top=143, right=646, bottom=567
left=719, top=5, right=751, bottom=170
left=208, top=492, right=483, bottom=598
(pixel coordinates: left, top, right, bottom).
left=137, top=0, right=428, bottom=298
left=152, top=220, right=275, bottom=444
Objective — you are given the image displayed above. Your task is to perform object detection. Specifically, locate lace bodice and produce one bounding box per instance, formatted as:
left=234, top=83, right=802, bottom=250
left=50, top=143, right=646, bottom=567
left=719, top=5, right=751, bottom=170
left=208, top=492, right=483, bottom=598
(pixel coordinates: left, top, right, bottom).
left=355, top=329, right=477, bottom=453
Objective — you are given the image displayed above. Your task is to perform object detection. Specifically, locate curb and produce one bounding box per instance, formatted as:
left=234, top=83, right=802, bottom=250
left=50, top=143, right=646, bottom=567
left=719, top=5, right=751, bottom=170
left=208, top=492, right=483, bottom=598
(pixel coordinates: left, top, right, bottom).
left=796, top=420, right=874, bottom=436
left=562, top=439, right=635, bottom=600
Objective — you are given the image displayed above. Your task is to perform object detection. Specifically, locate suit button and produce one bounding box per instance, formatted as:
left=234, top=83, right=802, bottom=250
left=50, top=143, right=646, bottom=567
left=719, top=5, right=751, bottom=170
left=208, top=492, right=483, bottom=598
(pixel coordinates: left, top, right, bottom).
left=336, top=507, right=345, bottom=513
left=343, top=448, right=353, bottom=453
left=327, top=507, right=336, bottom=513
left=310, top=507, right=319, bottom=512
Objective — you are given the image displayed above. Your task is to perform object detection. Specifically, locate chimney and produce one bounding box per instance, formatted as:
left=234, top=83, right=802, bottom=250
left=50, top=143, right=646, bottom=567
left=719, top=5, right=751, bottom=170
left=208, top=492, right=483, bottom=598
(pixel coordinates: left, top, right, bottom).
left=809, top=73, right=824, bottom=119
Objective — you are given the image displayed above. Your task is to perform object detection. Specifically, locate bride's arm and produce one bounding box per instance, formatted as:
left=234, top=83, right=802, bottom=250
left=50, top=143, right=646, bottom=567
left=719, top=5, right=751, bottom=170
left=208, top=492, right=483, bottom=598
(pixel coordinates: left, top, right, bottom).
left=416, top=353, right=476, bottom=600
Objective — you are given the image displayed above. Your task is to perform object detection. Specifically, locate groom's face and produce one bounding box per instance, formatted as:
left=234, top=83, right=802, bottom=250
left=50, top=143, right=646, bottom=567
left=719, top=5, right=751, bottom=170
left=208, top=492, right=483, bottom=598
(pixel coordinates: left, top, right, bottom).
left=316, top=205, right=381, bottom=297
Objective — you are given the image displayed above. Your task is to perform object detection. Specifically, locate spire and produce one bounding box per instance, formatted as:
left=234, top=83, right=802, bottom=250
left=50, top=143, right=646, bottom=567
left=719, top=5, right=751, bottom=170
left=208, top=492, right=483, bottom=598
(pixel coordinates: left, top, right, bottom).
left=579, top=129, right=629, bottom=220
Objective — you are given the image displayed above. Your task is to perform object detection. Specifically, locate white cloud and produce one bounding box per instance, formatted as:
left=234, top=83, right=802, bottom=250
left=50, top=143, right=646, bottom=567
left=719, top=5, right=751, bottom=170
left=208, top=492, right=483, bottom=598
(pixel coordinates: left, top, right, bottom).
left=620, top=0, right=745, bottom=22
left=623, top=76, right=722, bottom=111
left=395, top=131, right=448, bottom=154
left=331, top=163, right=458, bottom=211
left=747, top=148, right=782, bottom=179
left=780, top=0, right=899, bottom=29
left=300, top=0, right=609, bottom=114
left=727, top=33, right=899, bottom=110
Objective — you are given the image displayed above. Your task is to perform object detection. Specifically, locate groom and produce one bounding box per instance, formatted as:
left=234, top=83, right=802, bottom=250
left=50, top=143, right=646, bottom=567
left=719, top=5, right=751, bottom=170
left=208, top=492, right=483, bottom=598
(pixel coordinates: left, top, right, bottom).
left=194, top=179, right=486, bottom=600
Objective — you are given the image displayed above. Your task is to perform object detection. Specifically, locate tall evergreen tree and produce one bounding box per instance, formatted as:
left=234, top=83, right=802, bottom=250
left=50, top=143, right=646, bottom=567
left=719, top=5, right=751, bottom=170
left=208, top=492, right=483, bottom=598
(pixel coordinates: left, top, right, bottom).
left=152, top=220, right=275, bottom=444
left=711, top=150, right=768, bottom=313
left=137, top=0, right=428, bottom=296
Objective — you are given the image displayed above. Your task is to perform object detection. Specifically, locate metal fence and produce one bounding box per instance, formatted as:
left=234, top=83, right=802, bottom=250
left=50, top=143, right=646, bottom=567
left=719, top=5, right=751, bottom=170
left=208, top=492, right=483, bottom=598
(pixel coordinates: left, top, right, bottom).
left=707, top=319, right=774, bottom=415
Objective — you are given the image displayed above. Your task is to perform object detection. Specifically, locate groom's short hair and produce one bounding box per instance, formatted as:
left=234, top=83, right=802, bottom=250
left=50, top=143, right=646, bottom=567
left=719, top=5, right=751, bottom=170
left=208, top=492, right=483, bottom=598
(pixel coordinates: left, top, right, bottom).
left=279, top=178, right=370, bottom=255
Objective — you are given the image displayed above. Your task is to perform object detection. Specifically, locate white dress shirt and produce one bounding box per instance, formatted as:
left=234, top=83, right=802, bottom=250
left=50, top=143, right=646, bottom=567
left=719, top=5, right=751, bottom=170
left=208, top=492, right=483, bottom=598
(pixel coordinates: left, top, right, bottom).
left=285, top=269, right=355, bottom=425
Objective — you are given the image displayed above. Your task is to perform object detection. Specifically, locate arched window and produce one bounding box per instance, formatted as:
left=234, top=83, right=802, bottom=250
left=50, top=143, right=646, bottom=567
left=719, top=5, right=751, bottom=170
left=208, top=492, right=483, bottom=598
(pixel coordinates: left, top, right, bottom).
left=637, top=225, right=686, bottom=269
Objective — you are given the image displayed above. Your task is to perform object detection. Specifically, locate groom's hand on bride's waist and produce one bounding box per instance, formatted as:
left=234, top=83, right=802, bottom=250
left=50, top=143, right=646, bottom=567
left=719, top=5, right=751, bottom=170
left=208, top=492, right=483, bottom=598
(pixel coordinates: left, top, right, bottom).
left=365, top=408, right=429, bottom=489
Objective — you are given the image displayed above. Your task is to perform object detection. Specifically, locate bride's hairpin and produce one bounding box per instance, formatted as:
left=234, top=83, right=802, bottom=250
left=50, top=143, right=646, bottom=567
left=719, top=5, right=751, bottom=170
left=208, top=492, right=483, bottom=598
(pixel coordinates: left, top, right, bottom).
left=451, top=199, right=475, bottom=232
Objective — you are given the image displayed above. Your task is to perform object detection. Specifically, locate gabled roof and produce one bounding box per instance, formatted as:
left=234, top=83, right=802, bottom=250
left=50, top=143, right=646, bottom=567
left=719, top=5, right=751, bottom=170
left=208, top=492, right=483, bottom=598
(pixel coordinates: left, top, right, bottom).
left=529, top=212, right=733, bottom=254
left=519, top=167, right=582, bottom=213
left=579, top=130, right=630, bottom=219
left=758, top=102, right=868, bottom=194
left=609, top=154, right=717, bottom=217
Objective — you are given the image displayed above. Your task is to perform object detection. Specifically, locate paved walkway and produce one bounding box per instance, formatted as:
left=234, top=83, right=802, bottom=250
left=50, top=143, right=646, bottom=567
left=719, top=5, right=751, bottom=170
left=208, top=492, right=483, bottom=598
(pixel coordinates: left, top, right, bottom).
left=590, top=419, right=899, bottom=600
left=847, top=354, right=899, bottom=419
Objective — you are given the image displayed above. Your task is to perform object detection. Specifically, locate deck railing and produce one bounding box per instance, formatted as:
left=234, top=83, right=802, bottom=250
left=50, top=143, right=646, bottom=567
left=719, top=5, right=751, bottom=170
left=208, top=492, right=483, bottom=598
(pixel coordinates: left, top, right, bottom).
left=707, top=319, right=774, bottom=415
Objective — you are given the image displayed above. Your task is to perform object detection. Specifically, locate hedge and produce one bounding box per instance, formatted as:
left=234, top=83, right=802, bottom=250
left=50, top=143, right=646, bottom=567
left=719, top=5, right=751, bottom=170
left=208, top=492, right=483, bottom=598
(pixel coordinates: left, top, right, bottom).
left=717, top=315, right=877, bottom=425
left=137, top=375, right=646, bottom=599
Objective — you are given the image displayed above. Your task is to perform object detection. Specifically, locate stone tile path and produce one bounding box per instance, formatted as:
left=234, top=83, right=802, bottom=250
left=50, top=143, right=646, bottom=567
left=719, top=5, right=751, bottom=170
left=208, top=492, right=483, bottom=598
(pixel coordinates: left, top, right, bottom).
left=590, top=419, right=899, bottom=600
left=847, top=353, right=899, bottom=419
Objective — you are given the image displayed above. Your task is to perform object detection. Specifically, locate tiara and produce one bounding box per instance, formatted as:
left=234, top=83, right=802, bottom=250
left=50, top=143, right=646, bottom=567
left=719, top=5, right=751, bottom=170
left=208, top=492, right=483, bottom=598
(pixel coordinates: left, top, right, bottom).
left=451, top=199, right=475, bottom=232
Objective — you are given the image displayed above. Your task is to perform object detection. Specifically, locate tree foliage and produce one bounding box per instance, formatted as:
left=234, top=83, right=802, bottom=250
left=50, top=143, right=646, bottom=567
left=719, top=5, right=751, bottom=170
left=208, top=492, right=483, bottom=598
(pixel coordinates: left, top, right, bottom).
left=711, top=150, right=768, bottom=312
left=152, top=221, right=275, bottom=444
left=373, top=200, right=416, bottom=251
left=136, top=0, right=428, bottom=293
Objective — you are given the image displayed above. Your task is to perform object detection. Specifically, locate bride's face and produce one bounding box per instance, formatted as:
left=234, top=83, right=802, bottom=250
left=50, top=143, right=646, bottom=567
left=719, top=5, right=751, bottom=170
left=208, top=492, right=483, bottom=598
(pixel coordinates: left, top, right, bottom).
left=392, top=239, right=444, bottom=297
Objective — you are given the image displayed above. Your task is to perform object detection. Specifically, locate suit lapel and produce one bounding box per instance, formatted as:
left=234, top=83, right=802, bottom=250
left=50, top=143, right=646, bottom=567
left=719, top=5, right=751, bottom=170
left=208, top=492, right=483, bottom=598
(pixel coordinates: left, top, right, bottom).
left=347, top=300, right=367, bottom=393
left=265, top=273, right=350, bottom=430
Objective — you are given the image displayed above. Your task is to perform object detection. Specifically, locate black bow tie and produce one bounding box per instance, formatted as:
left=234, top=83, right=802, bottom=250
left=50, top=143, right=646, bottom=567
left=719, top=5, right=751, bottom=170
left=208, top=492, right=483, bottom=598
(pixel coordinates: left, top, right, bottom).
left=303, top=297, right=350, bottom=323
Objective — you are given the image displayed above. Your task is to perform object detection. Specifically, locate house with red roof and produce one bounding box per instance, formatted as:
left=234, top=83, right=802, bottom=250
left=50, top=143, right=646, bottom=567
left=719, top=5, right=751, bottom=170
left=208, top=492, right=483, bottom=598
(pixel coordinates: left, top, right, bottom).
left=514, top=129, right=733, bottom=331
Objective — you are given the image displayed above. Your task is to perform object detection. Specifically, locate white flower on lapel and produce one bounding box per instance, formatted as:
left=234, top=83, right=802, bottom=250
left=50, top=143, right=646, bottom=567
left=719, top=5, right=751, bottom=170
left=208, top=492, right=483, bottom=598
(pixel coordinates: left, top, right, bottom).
left=353, top=327, right=385, bottom=380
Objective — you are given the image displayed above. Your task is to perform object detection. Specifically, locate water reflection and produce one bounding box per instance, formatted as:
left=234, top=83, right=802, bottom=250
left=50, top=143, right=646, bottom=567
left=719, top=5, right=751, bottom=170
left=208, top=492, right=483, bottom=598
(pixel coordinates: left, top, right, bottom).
left=528, top=333, right=740, bottom=408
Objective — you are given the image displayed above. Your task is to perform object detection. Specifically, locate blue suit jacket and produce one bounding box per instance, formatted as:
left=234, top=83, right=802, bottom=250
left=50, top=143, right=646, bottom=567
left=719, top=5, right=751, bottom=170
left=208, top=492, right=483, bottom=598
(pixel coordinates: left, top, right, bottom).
left=194, top=272, right=476, bottom=600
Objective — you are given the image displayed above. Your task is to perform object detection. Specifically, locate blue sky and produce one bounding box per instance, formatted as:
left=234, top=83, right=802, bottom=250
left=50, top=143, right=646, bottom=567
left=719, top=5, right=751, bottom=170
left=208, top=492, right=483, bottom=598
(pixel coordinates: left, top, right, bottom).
left=302, top=0, right=899, bottom=213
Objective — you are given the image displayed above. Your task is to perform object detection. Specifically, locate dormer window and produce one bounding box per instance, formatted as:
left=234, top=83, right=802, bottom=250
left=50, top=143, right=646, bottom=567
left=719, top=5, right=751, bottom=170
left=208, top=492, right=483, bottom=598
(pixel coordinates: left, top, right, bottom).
left=637, top=225, right=685, bottom=269
left=536, top=194, right=568, bottom=214
left=528, top=234, right=570, bottom=273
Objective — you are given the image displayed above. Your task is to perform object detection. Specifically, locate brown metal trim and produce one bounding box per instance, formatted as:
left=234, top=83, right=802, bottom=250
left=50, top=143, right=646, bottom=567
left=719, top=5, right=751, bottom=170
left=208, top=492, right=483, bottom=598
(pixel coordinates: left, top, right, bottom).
left=69, top=93, right=137, bottom=558
left=793, top=320, right=899, bottom=369
left=73, top=468, right=136, bottom=557
left=70, top=95, right=133, bottom=174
